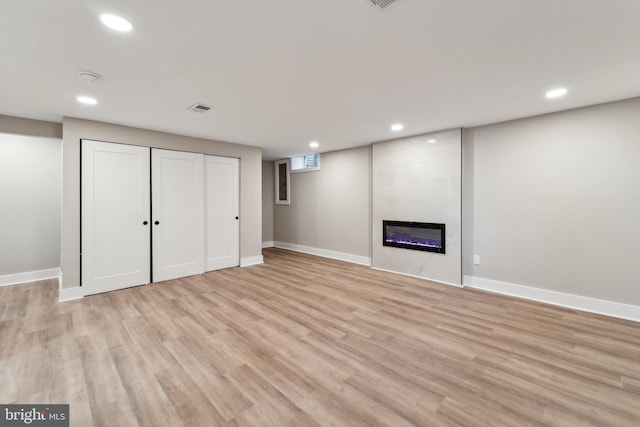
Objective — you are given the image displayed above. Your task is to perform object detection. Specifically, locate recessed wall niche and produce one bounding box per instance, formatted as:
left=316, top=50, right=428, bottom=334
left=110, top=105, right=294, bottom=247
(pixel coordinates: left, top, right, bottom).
left=274, top=159, right=290, bottom=205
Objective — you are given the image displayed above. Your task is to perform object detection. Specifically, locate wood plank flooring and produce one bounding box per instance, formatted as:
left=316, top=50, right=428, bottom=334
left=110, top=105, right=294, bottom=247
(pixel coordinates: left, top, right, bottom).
left=1, top=247, right=639, bottom=426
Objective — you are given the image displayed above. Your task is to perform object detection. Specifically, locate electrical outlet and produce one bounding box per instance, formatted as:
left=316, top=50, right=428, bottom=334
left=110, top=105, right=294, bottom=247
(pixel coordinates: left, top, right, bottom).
left=473, top=255, right=481, bottom=265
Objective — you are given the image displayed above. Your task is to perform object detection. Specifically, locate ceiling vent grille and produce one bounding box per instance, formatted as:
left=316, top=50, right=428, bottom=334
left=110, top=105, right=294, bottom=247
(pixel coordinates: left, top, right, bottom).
left=188, top=103, right=212, bottom=113
left=370, top=0, right=398, bottom=8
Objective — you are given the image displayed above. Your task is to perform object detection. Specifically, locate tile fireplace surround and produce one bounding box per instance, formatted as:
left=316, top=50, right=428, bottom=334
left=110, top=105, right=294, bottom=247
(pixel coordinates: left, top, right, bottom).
left=372, top=129, right=462, bottom=286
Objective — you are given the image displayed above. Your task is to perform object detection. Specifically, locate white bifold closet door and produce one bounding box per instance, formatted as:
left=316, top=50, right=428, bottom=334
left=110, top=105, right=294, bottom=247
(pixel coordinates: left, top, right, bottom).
left=81, top=140, right=151, bottom=294
left=205, top=156, right=240, bottom=270
left=151, top=148, right=205, bottom=282
left=82, top=142, right=239, bottom=294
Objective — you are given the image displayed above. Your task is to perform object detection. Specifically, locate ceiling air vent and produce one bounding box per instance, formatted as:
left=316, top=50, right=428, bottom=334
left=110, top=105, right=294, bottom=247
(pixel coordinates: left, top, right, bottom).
left=188, top=103, right=213, bottom=113
left=370, top=0, right=398, bottom=8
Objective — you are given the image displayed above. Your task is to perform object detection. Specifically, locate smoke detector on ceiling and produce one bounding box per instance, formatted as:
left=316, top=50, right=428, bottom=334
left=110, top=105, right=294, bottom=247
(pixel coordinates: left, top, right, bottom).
left=370, top=0, right=399, bottom=8
left=188, top=103, right=213, bottom=113
left=78, top=71, right=101, bottom=83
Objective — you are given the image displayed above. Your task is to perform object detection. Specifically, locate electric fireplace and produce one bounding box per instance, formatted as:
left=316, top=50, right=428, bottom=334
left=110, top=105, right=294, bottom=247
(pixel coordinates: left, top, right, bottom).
left=383, top=220, right=446, bottom=254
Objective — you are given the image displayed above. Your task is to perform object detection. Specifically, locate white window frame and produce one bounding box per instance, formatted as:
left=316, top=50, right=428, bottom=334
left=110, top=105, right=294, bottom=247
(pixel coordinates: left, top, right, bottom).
left=274, top=159, right=290, bottom=205
left=290, top=153, right=321, bottom=173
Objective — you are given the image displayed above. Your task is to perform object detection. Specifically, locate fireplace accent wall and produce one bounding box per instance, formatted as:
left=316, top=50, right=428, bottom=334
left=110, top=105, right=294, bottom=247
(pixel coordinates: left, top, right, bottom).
left=383, top=220, right=446, bottom=254
left=373, top=130, right=461, bottom=284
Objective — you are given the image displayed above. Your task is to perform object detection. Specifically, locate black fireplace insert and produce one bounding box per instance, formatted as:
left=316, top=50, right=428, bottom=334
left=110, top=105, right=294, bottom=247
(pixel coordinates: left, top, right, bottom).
left=383, top=220, right=445, bottom=254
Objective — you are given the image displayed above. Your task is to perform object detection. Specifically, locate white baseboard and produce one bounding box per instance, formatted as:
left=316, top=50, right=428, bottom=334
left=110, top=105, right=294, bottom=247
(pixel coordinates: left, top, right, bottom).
left=262, top=241, right=275, bottom=248
left=464, top=275, right=640, bottom=323
left=372, top=267, right=462, bottom=288
left=0, top=268, right=60, bottom=287
left=58, top=286, right=84, bottom=302
left=240, top=255, right=264, bottom=267
left=273, top=241, right=372, bottom=266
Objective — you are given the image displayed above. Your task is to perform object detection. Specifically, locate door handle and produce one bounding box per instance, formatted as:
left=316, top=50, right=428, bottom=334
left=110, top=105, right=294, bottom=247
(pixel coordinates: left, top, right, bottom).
left=154, top=221, right=160, bottom=225
left=143, top=221, right=148, bottom=225
left=235, top=216, right=239, bottom=220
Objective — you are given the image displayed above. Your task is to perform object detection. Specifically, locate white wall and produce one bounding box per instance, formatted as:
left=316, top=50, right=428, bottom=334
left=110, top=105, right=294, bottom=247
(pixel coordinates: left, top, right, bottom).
left=273, top=146, right=371, bottom=263
left=464, top=97, right=640, bottom=306
left=61, top=117, right=263, bottom=290
left=372, top=129, right=462, bottom=285
left=0, top=133, right=61, bottom=284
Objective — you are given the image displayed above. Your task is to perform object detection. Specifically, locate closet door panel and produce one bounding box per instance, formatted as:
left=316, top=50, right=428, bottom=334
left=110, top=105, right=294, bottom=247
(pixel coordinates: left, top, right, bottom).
left=152, top=149, right=205, bottom=282
left=205, top=156, right=240, bottom=271
left=81, top=140, right=150, bottom=294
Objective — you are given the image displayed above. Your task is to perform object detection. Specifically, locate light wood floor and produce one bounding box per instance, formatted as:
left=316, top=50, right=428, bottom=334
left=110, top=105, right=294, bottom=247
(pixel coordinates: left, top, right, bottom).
left=1, top=248, right=639, bottom=426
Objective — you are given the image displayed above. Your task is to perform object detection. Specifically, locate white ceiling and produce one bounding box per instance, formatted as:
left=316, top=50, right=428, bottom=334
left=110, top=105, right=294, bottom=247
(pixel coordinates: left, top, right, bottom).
left=2, top=0, right=640, bottom=159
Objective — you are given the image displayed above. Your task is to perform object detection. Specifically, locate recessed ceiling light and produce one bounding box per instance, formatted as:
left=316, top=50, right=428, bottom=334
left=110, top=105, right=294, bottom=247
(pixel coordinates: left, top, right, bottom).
left=391, top=123, right=404, bottom=131
left=76, top=95, right=97, bottom=105
left=309, top=141, right=319, bottom=149
left=100, top=14, right=133, bottom=32
left=427, top=139, right=437, bottom=143
left=545, top=88, right=567, bottom=99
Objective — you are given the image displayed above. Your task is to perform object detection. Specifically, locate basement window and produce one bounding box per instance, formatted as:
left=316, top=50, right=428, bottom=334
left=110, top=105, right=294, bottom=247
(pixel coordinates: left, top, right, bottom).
left=291, top=153, right=320, bottom=172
